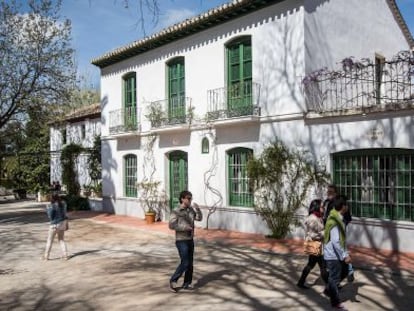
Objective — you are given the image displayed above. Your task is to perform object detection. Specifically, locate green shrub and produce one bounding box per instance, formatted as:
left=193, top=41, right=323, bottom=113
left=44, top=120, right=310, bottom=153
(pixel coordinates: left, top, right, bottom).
left=247, top=139, right=329, bottom=239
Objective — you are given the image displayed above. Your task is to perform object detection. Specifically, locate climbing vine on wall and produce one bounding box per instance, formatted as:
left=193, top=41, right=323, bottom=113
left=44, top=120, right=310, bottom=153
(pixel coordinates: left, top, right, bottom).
left=60, top=143, right=83, bottom=195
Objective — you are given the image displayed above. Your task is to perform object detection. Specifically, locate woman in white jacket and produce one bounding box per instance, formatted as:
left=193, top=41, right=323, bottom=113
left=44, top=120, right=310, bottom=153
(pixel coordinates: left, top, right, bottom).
left=297, top=199, right=328, bottom=289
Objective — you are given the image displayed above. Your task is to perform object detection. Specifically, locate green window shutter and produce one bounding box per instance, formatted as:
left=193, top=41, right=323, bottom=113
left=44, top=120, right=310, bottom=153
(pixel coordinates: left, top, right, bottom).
left=123, top=73, right=137, bottom=130
left=226, top=37, right=253, bottom=116
left=227, top=148, right=253, bottom=207
left=124, top=154, right=137, bottom=197
left=169, top=151, right=188, bottom=209
left=332, top=149, right=414, bottom=221
left=168, top=58, right=185, bottom=123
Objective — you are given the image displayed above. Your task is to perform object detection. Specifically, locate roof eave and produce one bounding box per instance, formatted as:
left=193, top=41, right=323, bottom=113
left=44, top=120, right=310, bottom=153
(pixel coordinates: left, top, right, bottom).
left=91, top=0, right=282, bottom=68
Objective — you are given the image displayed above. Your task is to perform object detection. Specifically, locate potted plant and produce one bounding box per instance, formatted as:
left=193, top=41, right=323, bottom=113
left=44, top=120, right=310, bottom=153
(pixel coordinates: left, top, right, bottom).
left=37, top=184, right=51, bottom=202
left=91, top=181, right=102, bottom=198
left=145, top=102, right=165, bottom=128
left=82, top=184, right=91, bottom=197
left=136, top=180, right=166, bottom=224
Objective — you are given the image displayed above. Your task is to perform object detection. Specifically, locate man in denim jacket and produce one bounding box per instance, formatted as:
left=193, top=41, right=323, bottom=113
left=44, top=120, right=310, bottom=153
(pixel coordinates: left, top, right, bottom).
left=169, top=190, right=202, bottom=292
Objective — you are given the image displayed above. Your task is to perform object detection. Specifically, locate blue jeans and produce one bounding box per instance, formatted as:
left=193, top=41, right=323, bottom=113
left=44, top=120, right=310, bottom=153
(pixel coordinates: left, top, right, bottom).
left=325, top=260, right=342, bottom=306
left=170, top=240, right=194, bottom=285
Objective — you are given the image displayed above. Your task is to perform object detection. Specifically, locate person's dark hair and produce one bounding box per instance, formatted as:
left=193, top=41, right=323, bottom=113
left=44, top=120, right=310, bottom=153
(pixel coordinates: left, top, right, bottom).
left=327, top=184, right=337, bottom=193
left=51, top=193, right=61, bottom=203
left=333, top=195, right=347, bottom=211
left=179, top=190, right=192, bottom=203
left=308, top=199, right=322, bottom=215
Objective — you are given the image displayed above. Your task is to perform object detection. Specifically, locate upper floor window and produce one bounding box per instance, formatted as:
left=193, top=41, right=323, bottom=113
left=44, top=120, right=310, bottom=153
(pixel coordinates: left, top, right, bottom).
left=124, top=154, right=137, bottom=197
left=333, top=149, right=414, bottom=221
left=225, top=36, right=252, bottom=115
left=227, top=147, right=253, bottom=207
left=123, top=72, right=137, bottom=129
left=61, top=128, right=67, bottom=145
left=167, top=57, right=186, bottom=123
left=201, top=137, right=209, bottom=154
left=81, top=124, right=86, bottom=140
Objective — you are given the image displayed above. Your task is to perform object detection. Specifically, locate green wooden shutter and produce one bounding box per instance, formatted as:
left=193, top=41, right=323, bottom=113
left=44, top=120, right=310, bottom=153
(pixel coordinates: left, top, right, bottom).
left=227, top=38, right=252, bottom=116
left=168, top=59, right=185, bottom=124
left=123, top=73, right=137, bottom=130
left=169, top=151, right=188, bottom=209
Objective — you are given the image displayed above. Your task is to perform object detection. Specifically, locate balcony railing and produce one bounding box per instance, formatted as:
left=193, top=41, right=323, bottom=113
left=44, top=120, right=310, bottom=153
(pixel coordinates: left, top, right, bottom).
left=207, top=81, right=261, bottom=121
left=148, top=96, right=192, bottom=128
left=303, top=51, right=414, bottom=114
left=109, top=106, right=140, bottom=134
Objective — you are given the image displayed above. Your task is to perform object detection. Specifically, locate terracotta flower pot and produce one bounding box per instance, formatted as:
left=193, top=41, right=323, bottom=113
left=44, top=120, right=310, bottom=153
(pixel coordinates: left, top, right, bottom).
left=145, top=212, right=156, bottom=224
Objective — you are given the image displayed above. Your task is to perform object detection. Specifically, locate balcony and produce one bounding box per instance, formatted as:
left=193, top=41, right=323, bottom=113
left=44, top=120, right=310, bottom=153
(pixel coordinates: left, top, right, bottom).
left=147, top=96, right=193, bottom=131
left=109, top=106, right=140, bottom=135
left=303, top=51, right=414, bottom=117
left=207, top=81, right=261, bottom=125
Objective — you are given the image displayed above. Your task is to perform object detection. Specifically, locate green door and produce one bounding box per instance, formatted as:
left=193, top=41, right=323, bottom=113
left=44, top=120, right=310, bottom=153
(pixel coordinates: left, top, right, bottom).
left=124, top=73, right=137, bottom=130
left=227, top=38, right=252, bottom=117
left=169, top=151, right=188, bottom=209
left=168, top=58, right=186, bottom=124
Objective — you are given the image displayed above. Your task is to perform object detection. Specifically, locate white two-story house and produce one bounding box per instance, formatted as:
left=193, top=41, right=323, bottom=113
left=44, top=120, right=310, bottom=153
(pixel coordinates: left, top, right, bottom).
left=92, top=0, right=414, bottom=252
left=50, top=103, right=101, bottom=189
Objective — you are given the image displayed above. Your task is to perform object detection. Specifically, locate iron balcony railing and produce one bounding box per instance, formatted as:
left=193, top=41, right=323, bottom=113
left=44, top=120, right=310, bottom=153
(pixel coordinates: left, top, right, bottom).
left=109, top=106, right=140, bottom=134
left=207, top=81, right=261, bottom=121
left=148, top=96, right=192, bottom=128
left=303, top=51, right=414, bottom=114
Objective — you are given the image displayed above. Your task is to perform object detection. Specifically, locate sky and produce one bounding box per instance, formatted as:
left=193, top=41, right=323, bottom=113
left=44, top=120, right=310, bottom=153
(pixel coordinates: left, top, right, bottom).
left=58, top=0, right=414, bottom=89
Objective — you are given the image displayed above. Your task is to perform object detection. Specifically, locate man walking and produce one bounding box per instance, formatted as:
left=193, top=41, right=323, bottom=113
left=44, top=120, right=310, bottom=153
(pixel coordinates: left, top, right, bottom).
left=169, top=190, right=203, bottom=292
left=323, top=184, right=338, bottom=225
left=323, top=184, right=354, bottom=282
left=323, top=195, right=352, bottom=310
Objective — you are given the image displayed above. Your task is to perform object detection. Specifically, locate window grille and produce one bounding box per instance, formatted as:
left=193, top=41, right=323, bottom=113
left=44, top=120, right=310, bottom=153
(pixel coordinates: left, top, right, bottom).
left=124, top=154, right=137, bottom=197
left=228, top=148, right=253, bottom=207
left=333, top=149, right=414, bottom=221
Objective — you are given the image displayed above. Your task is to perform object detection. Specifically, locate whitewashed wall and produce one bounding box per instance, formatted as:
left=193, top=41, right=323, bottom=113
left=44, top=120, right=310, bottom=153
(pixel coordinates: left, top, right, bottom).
left=50, top=118, right=101, bottom=187
left=304, top=0, right=410, bottom=72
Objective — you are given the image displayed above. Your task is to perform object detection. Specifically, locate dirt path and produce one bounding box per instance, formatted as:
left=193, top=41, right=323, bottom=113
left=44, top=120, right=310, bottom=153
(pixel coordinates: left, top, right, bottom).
left=1, top=200, right=413, bottom=310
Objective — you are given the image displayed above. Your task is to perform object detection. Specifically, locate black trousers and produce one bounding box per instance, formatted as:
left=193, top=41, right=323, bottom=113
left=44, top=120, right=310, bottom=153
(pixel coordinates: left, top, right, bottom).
left=298, top=255, right=328, bottom=285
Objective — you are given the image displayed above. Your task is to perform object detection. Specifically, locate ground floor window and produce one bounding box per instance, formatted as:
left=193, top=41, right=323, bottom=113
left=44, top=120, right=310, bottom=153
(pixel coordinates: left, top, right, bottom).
left=227, top=148, right=253, bottom=207
left=124, top=154, right=137, bottom=197
left=333, top=149, right=414, bottom=221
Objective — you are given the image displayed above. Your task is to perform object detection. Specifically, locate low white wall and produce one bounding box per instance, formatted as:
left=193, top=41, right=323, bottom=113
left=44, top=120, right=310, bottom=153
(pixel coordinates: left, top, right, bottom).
left=88, top=198, right=103, bottom=212
left=347, top=218, right=414, bottom=253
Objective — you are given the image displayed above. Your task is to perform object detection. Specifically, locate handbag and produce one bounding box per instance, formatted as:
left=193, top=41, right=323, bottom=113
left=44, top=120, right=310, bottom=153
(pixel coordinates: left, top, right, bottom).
left=56, top=219, right=69, bottom=231
left=303, top=239, right=322, bottom=256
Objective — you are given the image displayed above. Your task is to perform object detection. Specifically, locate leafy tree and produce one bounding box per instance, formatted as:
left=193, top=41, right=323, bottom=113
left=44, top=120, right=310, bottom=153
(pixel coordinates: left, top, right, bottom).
left=0, top=0, right=76, bottom=130
left=87, top=135, right=101, bottom=186
left=0, top=105, right=51, bottom=191
left=17, top=108, right=51, bottom=191
left=247, top=140, right=329, bottom=239
left=61, top=143, right=83, bottom=195
left=68, top=72, right=100, bottom=110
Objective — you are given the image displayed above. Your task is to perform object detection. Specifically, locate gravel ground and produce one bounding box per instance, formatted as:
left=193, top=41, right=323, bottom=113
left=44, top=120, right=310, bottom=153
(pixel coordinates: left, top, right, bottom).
left=1, top=200, right=414, bottom=311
